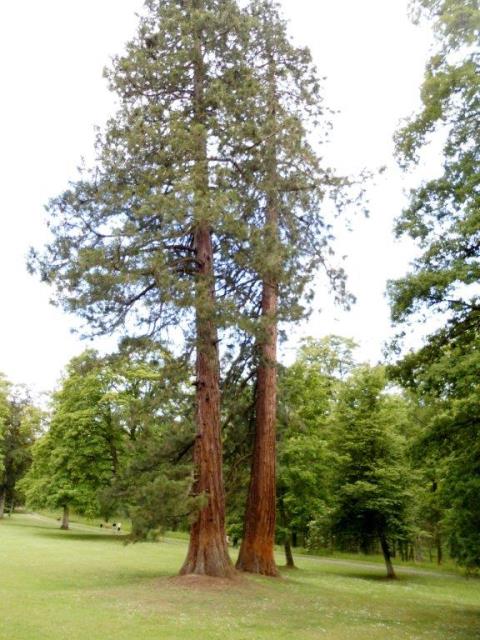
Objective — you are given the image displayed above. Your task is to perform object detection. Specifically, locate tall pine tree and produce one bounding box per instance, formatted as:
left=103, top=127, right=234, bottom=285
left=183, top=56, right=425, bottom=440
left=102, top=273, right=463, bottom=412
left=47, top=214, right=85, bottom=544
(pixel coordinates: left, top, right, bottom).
left=235, top=0, right=349, bottom=576
left=29, top=0, right=257, bottom=577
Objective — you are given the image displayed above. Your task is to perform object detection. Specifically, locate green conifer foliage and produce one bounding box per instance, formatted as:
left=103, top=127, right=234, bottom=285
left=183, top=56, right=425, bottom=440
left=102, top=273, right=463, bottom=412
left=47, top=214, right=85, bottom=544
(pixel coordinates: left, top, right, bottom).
left=28, top=0, right=258, bottom=576
left=234, top=0, right=350, bottom=576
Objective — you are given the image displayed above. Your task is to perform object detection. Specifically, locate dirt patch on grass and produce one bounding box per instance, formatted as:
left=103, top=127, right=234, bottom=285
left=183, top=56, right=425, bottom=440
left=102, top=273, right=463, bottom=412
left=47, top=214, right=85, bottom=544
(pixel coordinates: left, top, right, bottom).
left=166, top=572, right=251, bottom=592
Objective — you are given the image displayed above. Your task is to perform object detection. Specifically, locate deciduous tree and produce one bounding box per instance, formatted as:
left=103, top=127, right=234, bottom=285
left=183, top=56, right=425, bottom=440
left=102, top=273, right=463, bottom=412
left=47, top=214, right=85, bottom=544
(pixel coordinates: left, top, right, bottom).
left=389, top=0, right=480, bottom=571
left=330, top=367, right=413, bottom=579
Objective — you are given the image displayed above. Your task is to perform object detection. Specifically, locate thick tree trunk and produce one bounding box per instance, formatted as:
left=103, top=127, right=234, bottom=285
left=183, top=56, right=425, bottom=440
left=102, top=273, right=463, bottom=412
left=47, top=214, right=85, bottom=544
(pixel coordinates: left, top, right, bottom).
left=379, top=532, right=396, bottom=579
left=236, top=44, right=280, bottom=578
left=236, top=277, right=279, bottom=576
left=0, top=487, right=5, bottom=519
left=60, top=505, right=69, bottom=530
left=180, top=2, right=233, bottom=578
left=180, top=226, right=234, bottom=578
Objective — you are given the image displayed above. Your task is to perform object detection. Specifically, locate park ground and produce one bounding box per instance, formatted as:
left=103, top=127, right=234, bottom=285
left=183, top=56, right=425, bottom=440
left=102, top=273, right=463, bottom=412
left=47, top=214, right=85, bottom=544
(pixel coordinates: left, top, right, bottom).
left=0, top=514, right=478, bottom=640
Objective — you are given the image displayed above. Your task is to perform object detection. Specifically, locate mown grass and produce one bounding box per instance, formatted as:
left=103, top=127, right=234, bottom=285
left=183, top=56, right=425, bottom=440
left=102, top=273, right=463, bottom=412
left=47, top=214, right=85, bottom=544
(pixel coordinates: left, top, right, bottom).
left=297, top=547, right=464, bottom=576
left=1, top=514, right=478, bottom=640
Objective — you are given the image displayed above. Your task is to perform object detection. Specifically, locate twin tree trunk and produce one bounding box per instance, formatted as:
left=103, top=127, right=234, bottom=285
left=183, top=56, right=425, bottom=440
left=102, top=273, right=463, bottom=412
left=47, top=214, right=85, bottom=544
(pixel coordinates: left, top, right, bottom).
left=180, top=0, right=234, bottom=578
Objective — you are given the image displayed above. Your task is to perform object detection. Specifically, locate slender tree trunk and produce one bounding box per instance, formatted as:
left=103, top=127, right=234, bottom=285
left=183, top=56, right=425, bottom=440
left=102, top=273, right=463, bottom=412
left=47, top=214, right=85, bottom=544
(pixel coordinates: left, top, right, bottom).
left=436, top=532, right=443, bottom=565
left=284, top=535, right=295, bottom=568
left=105, top=403, right=118, bottom=475
left=0, top=487, right=6, bottom=519
left=379, top=532, right=396, bottom=579
left=236, top=41, right=280, bottom=579
left=180, top=0, right=233, bottom=578
left=60, top=505, right=69, bottom=530
left=278, top=495, right=295, bottom=569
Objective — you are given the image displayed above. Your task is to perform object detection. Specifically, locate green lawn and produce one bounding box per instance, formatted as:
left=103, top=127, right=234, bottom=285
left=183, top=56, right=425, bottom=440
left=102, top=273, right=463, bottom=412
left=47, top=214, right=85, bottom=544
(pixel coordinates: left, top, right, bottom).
left=1, top=515, right=478, bottom=640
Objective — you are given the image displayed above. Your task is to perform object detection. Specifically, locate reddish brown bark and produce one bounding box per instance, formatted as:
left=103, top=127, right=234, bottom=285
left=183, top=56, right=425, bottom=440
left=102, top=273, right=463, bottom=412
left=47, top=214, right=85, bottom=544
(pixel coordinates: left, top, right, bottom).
left=236, top=42, right=280, bottom=577
left=180, top=225, right=234, bottom=578
left=236, top=276, right=279, bottom=576
left=180, top=1, right=234, bottom=578
left=236, top=194, right=280, bottom=576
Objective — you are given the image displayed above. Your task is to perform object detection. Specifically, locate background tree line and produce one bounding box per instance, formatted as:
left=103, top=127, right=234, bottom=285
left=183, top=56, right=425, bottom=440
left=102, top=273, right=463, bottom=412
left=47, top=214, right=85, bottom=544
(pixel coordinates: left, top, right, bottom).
left=6, top=328, right=479, bottom=578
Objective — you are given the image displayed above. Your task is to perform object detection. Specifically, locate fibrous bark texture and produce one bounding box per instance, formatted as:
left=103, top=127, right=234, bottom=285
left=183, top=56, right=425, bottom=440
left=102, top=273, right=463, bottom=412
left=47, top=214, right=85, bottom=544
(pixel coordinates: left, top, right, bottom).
left=236, top=275, right=279, bottom=577
left=180, top=225, right=235, bottom=578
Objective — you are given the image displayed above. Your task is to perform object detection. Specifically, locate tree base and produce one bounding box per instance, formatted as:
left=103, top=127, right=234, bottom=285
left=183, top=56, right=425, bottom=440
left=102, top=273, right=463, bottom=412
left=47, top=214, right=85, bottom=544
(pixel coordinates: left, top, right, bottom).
left=180, top=538, right=236, bottom=579
left=236, top=544, right=280, bottom=577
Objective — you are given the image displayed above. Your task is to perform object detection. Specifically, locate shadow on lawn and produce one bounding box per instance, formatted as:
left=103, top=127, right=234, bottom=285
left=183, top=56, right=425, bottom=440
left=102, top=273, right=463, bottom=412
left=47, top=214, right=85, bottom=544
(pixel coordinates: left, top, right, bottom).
left=35, top=528, right=124, bottom=543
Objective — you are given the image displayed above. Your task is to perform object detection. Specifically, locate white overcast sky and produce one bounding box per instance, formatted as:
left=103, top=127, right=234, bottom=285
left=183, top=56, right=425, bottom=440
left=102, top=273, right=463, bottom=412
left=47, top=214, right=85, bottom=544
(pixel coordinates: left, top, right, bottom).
left=0, top=0, right=433, bottom=395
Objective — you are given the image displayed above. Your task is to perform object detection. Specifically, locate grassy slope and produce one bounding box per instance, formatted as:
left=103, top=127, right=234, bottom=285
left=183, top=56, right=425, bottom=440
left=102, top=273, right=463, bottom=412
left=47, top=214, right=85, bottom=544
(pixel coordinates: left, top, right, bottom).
left=0, top=515, right=478, bottom=640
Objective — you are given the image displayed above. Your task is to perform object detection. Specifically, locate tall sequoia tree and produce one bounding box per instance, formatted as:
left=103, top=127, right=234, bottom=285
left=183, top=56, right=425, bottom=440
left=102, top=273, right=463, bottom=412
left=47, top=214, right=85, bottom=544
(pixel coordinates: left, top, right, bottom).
left=234, top=0, right=351, bottom=576
left=29, top=0, right=257, bottom=577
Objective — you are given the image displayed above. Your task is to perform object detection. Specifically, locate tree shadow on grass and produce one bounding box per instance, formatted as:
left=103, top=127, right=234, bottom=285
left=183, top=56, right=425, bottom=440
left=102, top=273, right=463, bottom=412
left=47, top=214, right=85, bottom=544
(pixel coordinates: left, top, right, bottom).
left=36, top=529, right=123, bottom=543
left=347, top=572, right=405, bottom=582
